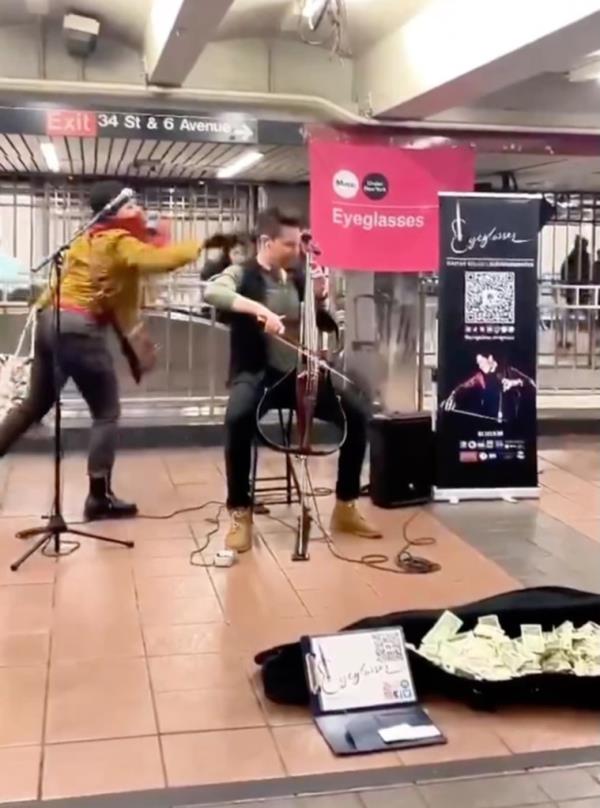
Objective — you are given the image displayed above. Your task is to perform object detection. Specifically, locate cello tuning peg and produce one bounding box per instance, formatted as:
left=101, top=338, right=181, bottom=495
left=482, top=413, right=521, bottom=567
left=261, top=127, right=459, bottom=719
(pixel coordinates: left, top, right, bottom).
left=301, top=231, right=322, bottom=256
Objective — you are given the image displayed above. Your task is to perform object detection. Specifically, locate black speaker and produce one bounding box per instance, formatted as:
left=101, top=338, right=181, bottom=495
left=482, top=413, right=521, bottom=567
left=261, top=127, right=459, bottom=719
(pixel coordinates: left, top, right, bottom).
left=368, top=412, right=433, bottom=508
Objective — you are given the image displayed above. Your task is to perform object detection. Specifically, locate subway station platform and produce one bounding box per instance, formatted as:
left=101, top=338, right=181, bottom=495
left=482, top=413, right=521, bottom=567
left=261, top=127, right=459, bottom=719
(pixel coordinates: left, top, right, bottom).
left=0, top=436, right=598, bottom=806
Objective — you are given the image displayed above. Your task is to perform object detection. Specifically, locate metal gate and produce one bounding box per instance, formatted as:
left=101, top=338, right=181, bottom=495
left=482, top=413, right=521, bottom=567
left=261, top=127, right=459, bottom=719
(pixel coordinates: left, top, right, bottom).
left=418, top=191, right=600, bottom=402
left=0, top=179, right=254, bottom=420
left=1, top=181, right=598, bottom=424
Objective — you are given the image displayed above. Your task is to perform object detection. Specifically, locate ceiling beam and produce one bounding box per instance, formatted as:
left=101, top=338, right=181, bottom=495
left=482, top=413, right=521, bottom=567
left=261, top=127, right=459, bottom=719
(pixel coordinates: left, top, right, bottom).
left=145, top=0, right=236, bottom=87
left=356, top=0, right=600, bottom=119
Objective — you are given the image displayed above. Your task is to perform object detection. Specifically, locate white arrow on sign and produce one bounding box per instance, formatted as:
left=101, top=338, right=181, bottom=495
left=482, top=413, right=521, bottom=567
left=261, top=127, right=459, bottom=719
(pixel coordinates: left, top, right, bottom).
left=233, top=123, right=254, bottom=141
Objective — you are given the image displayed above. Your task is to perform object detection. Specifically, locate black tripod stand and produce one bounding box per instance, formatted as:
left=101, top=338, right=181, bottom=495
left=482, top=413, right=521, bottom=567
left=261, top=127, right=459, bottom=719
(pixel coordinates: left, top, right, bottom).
left=11, top=201, right=135, bottom=571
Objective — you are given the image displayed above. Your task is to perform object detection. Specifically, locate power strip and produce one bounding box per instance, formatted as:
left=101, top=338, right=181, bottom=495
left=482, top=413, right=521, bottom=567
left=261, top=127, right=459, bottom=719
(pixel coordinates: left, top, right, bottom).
left=213, top=550, right=237, bottom=568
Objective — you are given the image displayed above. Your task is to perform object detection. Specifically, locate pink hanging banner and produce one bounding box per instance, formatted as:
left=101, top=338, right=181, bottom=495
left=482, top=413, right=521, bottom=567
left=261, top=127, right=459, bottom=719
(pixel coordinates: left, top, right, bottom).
left=309, top=139, right=474, bottom=272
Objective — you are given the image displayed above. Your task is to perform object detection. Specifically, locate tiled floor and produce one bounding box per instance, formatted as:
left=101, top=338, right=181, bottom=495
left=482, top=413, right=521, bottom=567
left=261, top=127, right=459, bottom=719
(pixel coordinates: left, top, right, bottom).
left=0, top=436, right=598, bottom=804
left=203, top=769, right=600, bottom=808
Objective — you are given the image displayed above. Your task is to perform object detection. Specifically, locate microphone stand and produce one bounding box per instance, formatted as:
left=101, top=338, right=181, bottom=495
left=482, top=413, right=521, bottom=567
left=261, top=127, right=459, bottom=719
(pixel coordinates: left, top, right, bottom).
left=10, top=202, right=135, bottom=571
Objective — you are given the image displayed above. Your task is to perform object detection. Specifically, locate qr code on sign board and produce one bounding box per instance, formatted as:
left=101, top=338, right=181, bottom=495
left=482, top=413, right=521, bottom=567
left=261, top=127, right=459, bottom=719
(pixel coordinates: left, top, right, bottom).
left=373, top=630, right=406, bottom=663
left=465, top=271, right=515, bottom=325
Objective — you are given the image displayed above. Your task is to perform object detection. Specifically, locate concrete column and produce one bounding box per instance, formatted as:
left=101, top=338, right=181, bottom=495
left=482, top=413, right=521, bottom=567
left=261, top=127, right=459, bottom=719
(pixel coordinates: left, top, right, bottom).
left=343, top=271, right=419, bottom=411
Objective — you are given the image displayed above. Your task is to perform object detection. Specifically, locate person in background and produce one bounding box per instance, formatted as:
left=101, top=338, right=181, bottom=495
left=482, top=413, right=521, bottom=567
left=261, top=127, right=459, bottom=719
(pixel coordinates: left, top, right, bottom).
left=560, top=235, right=590, bottom=304
left=559, top=236, right=591, bottom=348
left=593, top=250, right=600, bottom=332
left=0, top=230, right=30, bottom=301
left=0, top=180, right=225, bottom=521
left=200, top=235, right=251, bottom=282
left=593, top=249, right=600, bottom=285
left=204, top=206, right=381, bottom=553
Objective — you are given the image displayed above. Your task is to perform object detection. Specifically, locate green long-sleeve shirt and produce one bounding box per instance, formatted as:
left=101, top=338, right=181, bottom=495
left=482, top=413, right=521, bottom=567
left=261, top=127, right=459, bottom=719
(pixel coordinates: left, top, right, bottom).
left=204, top=264, right=301, bottom=373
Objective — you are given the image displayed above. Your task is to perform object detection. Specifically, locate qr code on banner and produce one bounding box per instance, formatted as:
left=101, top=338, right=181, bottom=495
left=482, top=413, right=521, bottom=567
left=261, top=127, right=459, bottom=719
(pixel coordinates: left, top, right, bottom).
left=465, top=271, right=515, bottom=324
left=373, top=630, right=406, bottom=663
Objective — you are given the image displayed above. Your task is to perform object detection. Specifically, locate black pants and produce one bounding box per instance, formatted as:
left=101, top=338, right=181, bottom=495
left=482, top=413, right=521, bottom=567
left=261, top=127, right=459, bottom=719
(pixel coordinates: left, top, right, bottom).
left=0, top=308, right=120, bottom=476
left=224, top=369, right=368, bottom=509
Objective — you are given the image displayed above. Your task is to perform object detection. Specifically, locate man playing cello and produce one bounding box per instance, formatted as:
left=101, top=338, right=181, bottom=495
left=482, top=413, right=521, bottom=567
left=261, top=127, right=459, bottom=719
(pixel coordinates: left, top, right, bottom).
left=204, top=207, right=381, bottom=553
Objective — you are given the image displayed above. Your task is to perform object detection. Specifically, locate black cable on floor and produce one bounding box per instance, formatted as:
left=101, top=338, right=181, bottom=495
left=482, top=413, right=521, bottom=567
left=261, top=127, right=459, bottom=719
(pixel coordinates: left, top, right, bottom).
left=308, top=493, right=440, bottom=575
left=41, top=539, right=80, bottom=557
left=134, top=499, right=227, bottom=569
left=188, top=503, right=228, bottom=569
left=240, top=497, right=440, bottom=575
left=301, top=471, right=440, bottom=574
left=69, top=492, right=440, bottom=575
left=137, top=501, right=225, bottom=521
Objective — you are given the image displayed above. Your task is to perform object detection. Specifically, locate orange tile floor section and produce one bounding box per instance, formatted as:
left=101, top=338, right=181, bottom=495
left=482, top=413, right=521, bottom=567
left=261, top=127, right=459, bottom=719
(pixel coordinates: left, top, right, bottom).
left=0, top=442, right=598, bottom=803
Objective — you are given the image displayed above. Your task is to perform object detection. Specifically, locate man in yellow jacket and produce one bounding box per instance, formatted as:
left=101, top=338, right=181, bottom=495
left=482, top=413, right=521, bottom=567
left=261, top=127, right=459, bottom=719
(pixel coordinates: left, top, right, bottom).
left=0, top=180, right=220, bottom=521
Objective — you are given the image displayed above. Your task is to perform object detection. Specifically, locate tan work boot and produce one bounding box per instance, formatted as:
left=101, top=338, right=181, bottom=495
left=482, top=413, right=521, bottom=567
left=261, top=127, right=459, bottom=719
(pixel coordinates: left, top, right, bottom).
left=330, top=500, right=382, bottom=539
left=225, top=508, right=253, bottom=553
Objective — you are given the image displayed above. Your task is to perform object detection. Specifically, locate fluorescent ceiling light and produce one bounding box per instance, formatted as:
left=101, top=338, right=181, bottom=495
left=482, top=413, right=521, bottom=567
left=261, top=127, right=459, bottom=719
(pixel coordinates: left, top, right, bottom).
left=408, top=136, right=450, bottom=150
left=41, top=141, right=60, bottom=172
left=217, top=150, right=263, bottom=179
left=569, top=58, right=600, bottom=82
left=301, top=0, right=329, bottom=30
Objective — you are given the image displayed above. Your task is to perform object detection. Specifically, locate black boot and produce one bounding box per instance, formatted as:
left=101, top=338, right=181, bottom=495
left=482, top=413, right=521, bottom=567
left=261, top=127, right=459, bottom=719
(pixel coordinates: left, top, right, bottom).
left=84, top=474, right=138, bottom=522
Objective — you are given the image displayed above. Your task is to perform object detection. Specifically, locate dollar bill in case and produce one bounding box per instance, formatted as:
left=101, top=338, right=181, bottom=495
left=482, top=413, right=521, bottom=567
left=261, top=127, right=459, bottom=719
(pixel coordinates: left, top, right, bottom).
left=256, top=587, right=600, bottom=712
left=301, top=628, right=446, bottom=756
left=409, top=611, right=600, bottom=682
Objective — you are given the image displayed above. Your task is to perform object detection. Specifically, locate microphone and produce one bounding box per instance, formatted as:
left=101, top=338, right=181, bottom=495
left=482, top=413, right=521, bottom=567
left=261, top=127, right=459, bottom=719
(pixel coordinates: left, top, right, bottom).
left=146, top=210, right=160, bottom=232
left=100, top=187, right=134, bottom=217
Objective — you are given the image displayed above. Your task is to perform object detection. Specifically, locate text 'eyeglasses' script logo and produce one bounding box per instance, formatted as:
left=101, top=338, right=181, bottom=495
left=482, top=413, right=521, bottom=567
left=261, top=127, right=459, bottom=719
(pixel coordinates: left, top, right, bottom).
left=450, top=201, right=530, bottom=255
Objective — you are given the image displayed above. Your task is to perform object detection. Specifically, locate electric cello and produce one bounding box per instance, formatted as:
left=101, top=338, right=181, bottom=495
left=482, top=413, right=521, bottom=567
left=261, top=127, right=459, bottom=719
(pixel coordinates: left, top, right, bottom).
left=255, top=235, right=347, bottom=561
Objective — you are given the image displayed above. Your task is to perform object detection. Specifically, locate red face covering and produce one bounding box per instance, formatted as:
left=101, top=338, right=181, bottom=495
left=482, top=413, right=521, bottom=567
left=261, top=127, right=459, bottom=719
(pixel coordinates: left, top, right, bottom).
left=146, top=218, right=171, bottom=247
left=89, top=211, right=170, bottom=246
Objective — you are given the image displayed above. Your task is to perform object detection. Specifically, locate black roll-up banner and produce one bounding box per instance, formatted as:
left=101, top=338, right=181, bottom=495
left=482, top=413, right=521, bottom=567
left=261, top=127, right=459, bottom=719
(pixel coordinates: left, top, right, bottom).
left=435, top=193, right=541, bottom=500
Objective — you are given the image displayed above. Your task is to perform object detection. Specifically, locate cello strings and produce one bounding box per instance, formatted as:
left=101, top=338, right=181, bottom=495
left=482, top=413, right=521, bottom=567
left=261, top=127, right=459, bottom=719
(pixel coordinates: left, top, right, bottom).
left=190, top=276, right=356, bottom=388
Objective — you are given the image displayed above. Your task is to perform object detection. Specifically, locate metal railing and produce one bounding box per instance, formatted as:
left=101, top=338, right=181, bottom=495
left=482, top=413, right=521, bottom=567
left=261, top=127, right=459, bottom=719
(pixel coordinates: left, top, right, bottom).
left=0, top=180, right=254, bottom=271
left=2, top=277, right=597, bottom=425
left=418, top=279, right=600, bottom=398
left=0, top=180, right=599, bottom=421
left=0, top=178, right=254, bottom=422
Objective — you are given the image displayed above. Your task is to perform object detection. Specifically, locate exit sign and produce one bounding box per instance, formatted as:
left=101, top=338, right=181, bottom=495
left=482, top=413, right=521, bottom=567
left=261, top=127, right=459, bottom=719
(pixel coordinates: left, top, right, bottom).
left=46, top=110, right=98, bottom=137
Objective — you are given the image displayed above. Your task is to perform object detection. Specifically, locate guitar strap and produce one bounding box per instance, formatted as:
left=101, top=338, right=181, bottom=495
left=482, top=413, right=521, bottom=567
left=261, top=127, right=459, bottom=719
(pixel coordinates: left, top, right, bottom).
left=86, top=234, right=143, bottom=383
